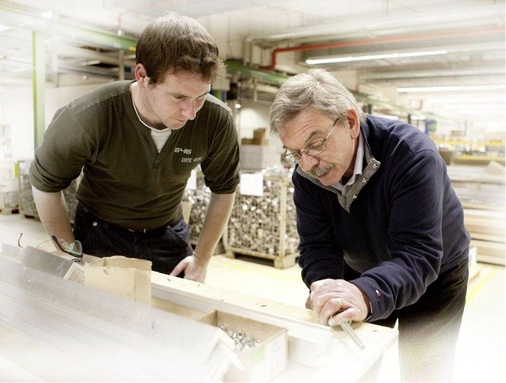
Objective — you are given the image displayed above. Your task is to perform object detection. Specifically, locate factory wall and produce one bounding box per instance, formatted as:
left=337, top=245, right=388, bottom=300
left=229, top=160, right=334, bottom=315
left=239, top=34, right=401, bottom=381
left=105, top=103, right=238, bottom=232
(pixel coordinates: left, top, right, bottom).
left=0, top=83, right=283, bottom=161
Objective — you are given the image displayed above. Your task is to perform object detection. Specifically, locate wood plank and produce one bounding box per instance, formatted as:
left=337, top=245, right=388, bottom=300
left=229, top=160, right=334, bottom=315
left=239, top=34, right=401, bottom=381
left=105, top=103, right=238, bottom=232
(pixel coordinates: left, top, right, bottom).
left=471, top=239, right=505, bottom=260
left=150, top=272, right=398, bottom=381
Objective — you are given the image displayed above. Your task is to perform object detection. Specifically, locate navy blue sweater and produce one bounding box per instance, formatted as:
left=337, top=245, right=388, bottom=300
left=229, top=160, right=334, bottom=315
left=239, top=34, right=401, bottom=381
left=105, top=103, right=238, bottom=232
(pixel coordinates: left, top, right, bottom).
left=293, top=115, right=470, bottom=321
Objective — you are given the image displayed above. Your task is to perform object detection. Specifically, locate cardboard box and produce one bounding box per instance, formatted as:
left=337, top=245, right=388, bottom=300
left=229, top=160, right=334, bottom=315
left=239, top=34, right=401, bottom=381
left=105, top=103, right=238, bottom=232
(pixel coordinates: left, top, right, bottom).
left=200, top=311, right=287, bottom=382
left=253, top=128, right=269, bottom=145
left=240, top=145, right=279, bottom=170
left=241, top=138, right=255, bottom=145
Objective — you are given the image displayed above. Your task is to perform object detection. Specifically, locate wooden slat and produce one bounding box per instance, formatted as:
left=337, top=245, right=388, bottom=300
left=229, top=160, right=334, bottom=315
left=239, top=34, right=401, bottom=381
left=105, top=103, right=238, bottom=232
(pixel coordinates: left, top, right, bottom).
left=150, top=273, right=398, bottom=381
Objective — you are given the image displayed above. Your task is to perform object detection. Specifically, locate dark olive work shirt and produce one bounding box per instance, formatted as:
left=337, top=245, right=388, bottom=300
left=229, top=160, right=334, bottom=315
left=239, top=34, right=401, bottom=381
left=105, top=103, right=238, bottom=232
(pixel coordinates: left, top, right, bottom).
left=30, top=80, right=240, bottom=231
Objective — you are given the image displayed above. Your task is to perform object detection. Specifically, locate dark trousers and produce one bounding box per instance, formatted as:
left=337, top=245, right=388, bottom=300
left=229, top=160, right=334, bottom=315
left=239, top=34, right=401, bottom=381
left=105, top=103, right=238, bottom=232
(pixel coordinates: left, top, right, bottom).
left=350, top=255, right=469, bottom=382
left=73, top=207, right=193, bottom=275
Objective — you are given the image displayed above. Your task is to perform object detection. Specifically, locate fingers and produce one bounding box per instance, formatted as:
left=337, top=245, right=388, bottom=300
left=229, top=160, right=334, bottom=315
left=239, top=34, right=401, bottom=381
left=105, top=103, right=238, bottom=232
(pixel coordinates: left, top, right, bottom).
left=173, top=256, right=207, bottom=283
left=308, top=279, right=369, bottom=325
left=169, top=258, right=188, bottom=277
left=309, top=279, right=345, bottom=312
left=318, top=297, right=347, bottom=325
left=328, top=306, right=358, bottom=327
left=305, top=295, right=314, bottom=310
left=310, top=278, right=335, bottom=293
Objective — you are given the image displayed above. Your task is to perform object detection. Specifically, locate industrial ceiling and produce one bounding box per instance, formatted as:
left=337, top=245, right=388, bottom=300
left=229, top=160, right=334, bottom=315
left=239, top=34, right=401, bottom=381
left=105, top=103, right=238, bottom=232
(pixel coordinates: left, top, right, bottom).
left=0, top=0, right=504, bottom=134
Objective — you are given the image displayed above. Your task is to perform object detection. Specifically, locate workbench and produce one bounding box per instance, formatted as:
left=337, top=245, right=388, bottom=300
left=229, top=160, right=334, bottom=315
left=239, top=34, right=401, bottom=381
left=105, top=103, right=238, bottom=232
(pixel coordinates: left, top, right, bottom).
left=151, top=273, right=398, bottom=382
left=0, top=245, right=398, bottom=382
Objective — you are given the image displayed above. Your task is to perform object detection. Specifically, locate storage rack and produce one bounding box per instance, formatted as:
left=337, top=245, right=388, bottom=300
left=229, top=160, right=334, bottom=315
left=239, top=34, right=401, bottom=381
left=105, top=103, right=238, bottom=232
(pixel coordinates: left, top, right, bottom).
left=183, top=168, right=300, bottom=269
left=223, top=169, right=299, bottom=269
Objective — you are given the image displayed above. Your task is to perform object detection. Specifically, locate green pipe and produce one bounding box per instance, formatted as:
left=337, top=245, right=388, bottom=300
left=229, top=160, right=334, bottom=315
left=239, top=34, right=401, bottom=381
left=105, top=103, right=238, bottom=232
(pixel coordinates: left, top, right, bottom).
left=32, top=31, right=45, bottom=149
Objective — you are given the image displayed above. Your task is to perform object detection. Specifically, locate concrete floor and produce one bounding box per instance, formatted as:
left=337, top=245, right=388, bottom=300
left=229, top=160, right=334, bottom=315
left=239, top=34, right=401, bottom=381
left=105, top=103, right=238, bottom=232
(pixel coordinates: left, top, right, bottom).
left=0, top=212, right=505, bottom=382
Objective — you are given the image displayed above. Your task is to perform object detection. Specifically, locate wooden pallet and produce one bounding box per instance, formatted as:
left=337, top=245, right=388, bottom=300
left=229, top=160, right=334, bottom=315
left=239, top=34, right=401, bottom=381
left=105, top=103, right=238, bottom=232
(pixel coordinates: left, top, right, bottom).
left=224, top=247, right=298, bottom=269
left=0, top=207, right=19, bottom=215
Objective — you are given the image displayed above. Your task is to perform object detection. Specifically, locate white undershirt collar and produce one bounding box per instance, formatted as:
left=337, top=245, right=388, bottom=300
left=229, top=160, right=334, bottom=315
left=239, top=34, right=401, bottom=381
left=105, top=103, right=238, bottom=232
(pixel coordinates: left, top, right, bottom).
left=132, top=99, right=172, bottom=153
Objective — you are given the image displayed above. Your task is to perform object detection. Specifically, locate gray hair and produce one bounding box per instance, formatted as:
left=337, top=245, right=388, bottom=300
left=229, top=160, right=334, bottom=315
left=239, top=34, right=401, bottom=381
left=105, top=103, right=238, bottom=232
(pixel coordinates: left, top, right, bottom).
left=269, top=69, right=364, bottom=135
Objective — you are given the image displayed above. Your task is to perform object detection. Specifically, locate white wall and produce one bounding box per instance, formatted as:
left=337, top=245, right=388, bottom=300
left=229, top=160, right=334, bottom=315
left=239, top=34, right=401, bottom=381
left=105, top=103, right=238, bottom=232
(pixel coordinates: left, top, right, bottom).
left=231, top=99, right=283, bottom=157
left=0, top=79, right=117, bottom=160
left=0, top=85, right=34, bottom=160
left=0, top=82, right=279, bottom=161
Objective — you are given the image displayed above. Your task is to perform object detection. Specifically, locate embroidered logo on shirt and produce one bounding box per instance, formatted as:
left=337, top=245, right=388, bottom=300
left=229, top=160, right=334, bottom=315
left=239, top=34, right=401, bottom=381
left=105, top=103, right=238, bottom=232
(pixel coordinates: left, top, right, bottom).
left=175, top=147, right=192, bottom=155
left=175, top=147, right=202, bottom=163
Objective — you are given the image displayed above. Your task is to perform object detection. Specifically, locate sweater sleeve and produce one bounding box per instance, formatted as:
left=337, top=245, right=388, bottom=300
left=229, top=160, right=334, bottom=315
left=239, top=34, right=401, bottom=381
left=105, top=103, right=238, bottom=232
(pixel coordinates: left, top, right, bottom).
left=351, top=147, right=446, bottom=321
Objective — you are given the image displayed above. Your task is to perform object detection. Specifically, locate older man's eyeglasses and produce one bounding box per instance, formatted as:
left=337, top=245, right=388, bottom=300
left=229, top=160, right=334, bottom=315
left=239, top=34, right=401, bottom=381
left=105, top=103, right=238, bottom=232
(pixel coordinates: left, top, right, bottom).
left=282, top=117, right=339, bottom=164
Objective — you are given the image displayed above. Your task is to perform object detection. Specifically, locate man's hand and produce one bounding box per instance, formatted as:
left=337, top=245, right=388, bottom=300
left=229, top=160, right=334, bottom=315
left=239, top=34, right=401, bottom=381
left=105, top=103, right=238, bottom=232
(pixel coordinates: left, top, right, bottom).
left=169, top=254, right=208, bottom=283
left=307, top=279, right=369, bottom=326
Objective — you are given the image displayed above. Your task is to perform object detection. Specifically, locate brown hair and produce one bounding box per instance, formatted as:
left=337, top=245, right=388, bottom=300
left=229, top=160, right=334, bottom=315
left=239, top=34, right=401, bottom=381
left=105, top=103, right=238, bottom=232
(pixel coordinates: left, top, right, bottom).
left=135, top=12, right=226, bottom=84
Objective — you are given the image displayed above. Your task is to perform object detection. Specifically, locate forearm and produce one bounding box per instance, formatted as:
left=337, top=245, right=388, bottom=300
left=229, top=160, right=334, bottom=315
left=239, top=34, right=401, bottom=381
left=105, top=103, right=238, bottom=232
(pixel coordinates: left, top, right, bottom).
left=32, top=187, right=74, bottom=247
left=193, top=192, right=235, bottom=262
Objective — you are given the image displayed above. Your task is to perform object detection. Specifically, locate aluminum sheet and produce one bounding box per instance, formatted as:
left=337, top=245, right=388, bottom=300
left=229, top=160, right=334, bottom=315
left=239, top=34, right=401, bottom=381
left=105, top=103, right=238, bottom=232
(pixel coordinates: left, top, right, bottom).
left=0, top=254, right=236, bottom=382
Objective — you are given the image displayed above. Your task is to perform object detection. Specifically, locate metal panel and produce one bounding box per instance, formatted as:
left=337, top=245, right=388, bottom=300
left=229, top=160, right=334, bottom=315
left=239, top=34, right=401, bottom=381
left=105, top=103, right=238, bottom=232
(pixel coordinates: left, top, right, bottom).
left=0, top=255, right=237, bottom=381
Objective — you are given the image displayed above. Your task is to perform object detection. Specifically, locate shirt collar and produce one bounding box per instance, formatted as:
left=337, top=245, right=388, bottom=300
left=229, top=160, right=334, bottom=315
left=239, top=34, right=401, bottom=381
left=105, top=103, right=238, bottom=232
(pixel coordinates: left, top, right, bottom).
left=332, top=132, right=364, bottom=192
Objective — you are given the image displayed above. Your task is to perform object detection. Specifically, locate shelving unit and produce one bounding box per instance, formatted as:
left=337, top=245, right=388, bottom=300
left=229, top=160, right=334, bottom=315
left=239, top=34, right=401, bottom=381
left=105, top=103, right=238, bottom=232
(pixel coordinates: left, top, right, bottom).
left=0, top=159, right=19, bottom=214
left=432, top=138, right=505, bottom=166
left=183, top=169, right=299, bottom=269
left=18, top=160, right=38, bottom=218
left=448, top=163, right=505, bottom=266
left=223, top=169, right=299, bottom=269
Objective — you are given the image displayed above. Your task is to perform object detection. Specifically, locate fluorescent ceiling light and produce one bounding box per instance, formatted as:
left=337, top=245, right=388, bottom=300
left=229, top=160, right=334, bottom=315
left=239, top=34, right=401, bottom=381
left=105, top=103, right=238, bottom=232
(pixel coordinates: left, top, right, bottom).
left=306, top=50, right=448, bottom=65
left=442, top=104, right=505, bottom=110
left=427, top=96, right=504, bottom=103
left=397, top=84, right=505, bottom=93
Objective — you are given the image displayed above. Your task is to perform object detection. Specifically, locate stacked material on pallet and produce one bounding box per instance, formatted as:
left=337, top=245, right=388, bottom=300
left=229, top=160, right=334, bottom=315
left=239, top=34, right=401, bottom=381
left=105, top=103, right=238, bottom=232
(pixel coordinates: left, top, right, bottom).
left=224, top=168, right=299, bottom=269
left=0, top=160, right=19, bottom=214
left=183, top=169, right=208, bottom=244
left=464, top=209, right=505, bottom=266
left=448, top=162, right=505, bottom=265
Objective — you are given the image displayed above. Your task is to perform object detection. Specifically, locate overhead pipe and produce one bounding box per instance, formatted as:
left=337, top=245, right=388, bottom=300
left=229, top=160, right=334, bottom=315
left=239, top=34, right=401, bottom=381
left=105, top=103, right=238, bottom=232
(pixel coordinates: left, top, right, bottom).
left=259, top=26, right=504, bottom=71
left=0, top=5, right=137, bottom=52
left=225, top=60, right=289, bottom=86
